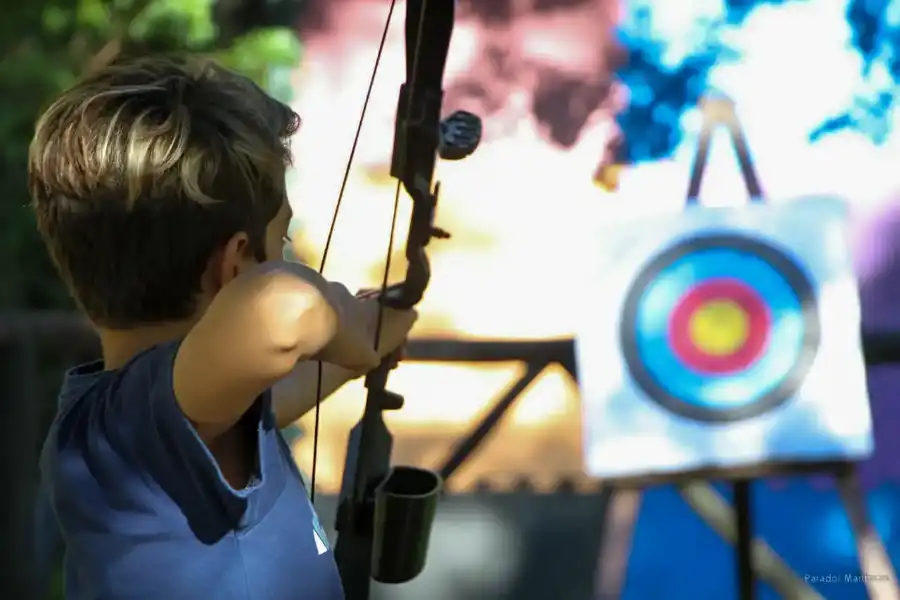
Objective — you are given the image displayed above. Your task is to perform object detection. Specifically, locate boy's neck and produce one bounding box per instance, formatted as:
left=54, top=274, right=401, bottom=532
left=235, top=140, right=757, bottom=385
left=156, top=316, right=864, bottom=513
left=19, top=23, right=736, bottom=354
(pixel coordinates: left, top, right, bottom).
left=99, top=320, right=196, bottom=370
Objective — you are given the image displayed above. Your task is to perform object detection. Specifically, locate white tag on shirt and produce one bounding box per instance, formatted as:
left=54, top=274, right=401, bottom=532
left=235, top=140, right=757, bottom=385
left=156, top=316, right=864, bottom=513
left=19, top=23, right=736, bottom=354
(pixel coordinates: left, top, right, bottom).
left=313, top=529, right=328, bottom=556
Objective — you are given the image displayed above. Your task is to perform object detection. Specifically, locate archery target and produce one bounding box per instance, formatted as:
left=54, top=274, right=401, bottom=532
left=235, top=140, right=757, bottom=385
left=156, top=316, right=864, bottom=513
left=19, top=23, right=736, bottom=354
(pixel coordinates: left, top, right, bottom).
left=576, top=197, right=873, bottom=481
left=620, top=234, right=820, bottom=423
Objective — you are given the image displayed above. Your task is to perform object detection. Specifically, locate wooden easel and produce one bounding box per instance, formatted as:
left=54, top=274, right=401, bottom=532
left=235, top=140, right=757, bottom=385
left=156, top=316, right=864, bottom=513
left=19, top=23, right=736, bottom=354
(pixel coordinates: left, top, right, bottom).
left=594, top=97, right=899, bottom=600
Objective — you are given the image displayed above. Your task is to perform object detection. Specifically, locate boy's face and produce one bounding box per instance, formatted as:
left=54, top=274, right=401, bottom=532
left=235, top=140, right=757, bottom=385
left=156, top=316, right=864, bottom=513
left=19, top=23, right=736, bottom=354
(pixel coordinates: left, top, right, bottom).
left=265, top=198, right=293, bottom=262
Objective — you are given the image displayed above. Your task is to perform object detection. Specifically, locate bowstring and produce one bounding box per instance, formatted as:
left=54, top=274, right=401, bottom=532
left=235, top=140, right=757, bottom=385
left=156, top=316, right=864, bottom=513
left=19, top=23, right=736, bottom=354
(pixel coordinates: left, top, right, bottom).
left=309, top=0, right=398, bottom=504
left=310, top=0, right=431, bottom=506
left=372, top=0, right=431, bottom=356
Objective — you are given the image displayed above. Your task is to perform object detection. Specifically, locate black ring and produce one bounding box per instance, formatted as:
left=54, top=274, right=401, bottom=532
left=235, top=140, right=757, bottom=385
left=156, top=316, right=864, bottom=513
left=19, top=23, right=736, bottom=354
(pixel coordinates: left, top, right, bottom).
left=619, top=234, right=821, bottom=423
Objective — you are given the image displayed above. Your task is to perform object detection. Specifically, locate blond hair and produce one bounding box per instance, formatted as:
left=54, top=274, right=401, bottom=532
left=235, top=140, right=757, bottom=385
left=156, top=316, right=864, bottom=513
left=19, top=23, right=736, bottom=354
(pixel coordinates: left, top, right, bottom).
left=29, top=55, right=300, bottom=326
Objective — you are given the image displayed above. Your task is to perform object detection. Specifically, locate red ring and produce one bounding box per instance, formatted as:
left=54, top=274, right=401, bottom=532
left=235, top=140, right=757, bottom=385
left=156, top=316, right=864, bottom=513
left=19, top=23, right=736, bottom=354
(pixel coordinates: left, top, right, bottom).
left=668, top=278, right=771, bottom=374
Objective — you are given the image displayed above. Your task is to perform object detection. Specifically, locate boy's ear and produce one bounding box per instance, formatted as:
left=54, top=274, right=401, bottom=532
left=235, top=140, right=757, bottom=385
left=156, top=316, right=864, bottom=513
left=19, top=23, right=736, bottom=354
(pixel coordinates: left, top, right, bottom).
left=215, top=231, right=254, bottom=289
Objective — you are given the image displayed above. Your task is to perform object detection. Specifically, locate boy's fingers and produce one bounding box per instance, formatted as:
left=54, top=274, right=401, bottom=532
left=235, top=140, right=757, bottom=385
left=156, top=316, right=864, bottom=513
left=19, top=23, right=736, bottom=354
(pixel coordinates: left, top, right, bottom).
left=384, top=345, right=405, bottom=370
left=353, top=348, right=381, bottom=374
left=397, top=308, right=419, bottom=332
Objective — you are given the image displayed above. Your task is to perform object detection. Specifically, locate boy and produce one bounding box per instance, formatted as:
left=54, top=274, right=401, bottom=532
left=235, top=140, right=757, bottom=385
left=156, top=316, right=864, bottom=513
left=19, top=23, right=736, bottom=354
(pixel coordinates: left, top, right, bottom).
left=30, top=55, right=417, bottom=599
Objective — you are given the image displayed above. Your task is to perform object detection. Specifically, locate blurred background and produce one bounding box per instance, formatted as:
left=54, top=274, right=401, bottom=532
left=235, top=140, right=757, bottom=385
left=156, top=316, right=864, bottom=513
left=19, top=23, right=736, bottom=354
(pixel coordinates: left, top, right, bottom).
left=3, top=0, right=900, bottom=599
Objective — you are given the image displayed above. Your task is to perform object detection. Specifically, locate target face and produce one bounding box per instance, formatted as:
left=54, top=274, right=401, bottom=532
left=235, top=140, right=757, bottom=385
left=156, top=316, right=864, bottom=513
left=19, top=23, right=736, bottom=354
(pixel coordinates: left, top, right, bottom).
left=620, top=234, right=821, bottom=422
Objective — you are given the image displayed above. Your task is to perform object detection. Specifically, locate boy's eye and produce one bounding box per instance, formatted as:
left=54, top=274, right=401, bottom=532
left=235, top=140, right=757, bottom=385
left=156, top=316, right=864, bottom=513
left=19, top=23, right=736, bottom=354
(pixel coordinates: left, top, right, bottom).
left=282, top=235, right=305, bottom=263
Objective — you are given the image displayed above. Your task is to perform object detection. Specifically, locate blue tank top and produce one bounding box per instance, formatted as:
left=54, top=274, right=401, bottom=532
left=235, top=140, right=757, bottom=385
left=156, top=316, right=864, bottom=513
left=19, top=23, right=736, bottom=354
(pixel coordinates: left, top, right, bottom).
left=40, top=341, right=344, bottom=600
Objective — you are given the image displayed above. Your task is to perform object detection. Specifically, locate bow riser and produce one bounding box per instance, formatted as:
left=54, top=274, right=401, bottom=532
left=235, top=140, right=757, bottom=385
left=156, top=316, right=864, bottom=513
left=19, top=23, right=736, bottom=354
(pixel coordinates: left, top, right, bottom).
left=391, top=84, right=441, bottom=191
left=333, top=404, right=394, bottom=600
left=332, top=2, right=452, bottom=600
left=385, top=188, right=440, bottom=309
left=330, top=2, right=481, bottom=599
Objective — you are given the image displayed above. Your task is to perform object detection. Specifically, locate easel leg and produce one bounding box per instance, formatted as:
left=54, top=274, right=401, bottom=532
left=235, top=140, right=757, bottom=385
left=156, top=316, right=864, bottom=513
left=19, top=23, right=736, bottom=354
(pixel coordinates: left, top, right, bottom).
left=835, top=466, right=899, bottom=600
left=679, top=482, right=824, bottom=599
left=595, top=488, right=642, bottom=600
left=734, top=480, right=756, bottom=600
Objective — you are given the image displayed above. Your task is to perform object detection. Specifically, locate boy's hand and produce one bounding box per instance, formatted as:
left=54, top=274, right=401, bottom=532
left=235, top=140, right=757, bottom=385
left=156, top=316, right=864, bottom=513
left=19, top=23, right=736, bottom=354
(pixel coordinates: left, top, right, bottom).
left=359, top=299, right=418, bottom=363
left=316, top=296, right=416, bottom=375
left=312, top=281, right=382, bottom=372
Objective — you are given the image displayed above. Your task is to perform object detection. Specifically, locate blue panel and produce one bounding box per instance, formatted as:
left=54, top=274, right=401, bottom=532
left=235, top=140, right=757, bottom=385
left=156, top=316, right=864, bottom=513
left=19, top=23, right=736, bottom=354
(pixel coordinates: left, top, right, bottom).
left=624, top=482, right=900, bottom=600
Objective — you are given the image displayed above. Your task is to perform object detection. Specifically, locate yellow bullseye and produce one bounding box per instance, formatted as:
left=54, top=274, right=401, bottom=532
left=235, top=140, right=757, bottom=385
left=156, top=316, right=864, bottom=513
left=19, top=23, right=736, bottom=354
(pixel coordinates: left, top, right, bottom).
left=688, top=300, right=749, bottom=356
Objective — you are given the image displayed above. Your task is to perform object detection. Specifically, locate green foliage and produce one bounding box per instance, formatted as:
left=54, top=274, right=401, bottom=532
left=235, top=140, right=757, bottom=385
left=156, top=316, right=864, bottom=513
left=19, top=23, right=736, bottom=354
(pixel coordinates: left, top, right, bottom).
left=217, top=28, right=302, bottom=95
left=0, top=0, right=302, bottom=311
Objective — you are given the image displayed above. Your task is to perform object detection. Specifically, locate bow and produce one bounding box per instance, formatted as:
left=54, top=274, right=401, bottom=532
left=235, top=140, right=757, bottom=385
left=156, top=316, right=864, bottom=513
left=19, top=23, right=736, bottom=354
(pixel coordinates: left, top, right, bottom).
left=309, top=1, right=481, bottom=599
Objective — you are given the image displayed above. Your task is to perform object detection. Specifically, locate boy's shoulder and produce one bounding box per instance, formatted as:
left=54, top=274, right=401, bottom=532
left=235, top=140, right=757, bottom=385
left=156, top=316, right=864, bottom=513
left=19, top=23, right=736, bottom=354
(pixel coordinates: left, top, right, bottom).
left=41, top=346, right=345, bottom=600
left=49, top=341, right=180, bottom=434
left=42, top=339, right=277, bottom=528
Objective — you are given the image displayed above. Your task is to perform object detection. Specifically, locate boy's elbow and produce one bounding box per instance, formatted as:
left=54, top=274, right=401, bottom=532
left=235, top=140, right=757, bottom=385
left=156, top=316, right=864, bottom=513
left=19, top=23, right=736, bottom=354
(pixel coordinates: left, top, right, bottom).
left=206, top=269, right=339, bottom=381
left=255, top=271, right=337, bottom=362
left=290, top=286, right=338, bottom=359
left=173, top=272, right=338, bottom=434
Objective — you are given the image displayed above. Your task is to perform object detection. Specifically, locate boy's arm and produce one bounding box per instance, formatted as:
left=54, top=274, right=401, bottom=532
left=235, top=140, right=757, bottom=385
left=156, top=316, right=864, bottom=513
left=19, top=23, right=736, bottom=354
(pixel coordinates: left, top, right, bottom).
left=271, top=305, right=418, bottom=429
left=172, top=261, right=379, bottom=443
left=272, top=362, right=357, bottom=430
